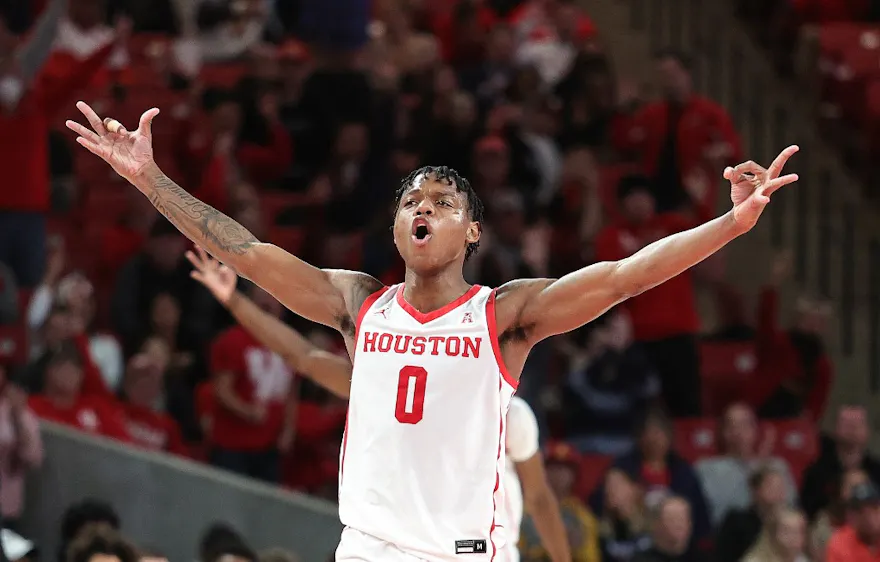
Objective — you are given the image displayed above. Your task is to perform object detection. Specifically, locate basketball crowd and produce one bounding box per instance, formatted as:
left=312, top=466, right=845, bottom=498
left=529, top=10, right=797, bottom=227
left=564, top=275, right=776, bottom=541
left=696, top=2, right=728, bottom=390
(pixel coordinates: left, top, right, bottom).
left=0, top=0, right=872, bottom=560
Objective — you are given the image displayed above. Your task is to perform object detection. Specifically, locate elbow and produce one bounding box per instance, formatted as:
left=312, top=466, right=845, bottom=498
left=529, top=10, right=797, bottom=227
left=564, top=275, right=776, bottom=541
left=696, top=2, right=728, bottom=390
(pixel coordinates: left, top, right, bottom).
left=610, top=260, right=645, bottom=300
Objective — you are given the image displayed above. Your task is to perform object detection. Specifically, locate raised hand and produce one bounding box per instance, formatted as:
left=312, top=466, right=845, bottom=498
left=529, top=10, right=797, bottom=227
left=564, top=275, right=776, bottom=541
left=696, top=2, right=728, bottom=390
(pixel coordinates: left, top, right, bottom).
left=724, top=145, right=800, bottom=232
left=186, top=246, right=238, bottom=304
left=65, top=101, right=160, bottom=184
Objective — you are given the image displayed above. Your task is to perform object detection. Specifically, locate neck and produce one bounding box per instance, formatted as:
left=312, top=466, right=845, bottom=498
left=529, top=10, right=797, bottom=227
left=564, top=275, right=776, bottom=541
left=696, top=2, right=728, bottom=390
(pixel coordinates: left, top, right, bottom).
left=729, top=446, right=752, bottom=460
left=644, top=456, right=666, bottom=469
left=402, top=268, right=471, bottom=313
left=838, top=444, right=864, bottom=468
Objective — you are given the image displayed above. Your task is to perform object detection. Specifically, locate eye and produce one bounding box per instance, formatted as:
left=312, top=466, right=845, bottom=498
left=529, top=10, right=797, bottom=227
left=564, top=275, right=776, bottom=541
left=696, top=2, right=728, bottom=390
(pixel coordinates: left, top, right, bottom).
left=438, top=200, right=452, bottom=207
left=404, top=200, right=416, bottom=207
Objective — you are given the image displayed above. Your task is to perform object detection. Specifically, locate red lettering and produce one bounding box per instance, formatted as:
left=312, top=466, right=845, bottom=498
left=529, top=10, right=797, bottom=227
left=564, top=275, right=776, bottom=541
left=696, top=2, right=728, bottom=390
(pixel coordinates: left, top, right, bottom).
left=462, top=337, right=481, bottom=358
left=377, top=333, right=393, bottom=352
left=395, top=365, right=428, bottom=424
left=445, top=336, right=461, bottom=356
left=393, top=335, right=412, bottom=354
left=411, top=336, right=426, bottom=355
left=363, top=331, right=377, bottom=352
left=428, top=336, right=444, bottom=355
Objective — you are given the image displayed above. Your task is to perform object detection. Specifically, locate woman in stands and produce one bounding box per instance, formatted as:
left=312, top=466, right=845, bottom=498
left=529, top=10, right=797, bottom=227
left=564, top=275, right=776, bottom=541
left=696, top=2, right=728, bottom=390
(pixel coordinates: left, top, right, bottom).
left=598, top=468, right=651, bottom=562
left=0, top=362, right=42, bottom=531
left=742, top=507, right=809, bottom=562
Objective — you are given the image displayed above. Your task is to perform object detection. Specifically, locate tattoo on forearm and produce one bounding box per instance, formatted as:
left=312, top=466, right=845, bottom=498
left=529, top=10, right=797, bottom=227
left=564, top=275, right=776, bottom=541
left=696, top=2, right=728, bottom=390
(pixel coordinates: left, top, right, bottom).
left=145, top=171, right=257, bottom=255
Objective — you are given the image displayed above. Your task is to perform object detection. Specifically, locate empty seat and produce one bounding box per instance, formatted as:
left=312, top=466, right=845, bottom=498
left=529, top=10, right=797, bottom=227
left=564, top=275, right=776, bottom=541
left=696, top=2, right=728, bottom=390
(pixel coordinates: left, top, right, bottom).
left=674, top=418, right=719, bottom=463
left=700, top=341, right=757, bottom=415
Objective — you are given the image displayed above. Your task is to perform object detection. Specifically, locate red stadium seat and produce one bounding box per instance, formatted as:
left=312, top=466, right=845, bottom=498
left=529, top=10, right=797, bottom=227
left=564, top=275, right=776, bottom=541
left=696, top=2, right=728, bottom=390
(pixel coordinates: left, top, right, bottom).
left=0, top=325, right=28, bottom=366
left=699, top=341, right=757, bottom=415
left=761, top=418, right=819, bottom=485
left=200, top=63, right=248, bottom=88
left=674, top=418, right=718, bottom=463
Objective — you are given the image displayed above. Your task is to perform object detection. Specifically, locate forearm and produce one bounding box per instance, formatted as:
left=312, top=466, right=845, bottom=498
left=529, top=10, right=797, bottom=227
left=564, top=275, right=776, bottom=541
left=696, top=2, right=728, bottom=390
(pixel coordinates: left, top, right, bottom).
left=15, top=0, right=66, bottom=84
left=215, top=382, right=255, bottom=420
left=615, top=210, right=743, bottom=298
left=527, top=492, right=572, bottom=562
left=133, top=162, right=259, bottom=268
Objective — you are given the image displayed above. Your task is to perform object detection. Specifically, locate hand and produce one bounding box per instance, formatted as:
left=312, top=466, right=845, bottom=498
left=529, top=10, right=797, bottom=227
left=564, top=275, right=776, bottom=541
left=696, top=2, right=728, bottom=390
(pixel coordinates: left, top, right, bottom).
left=186, top=246, right=237, bottom=304
left=724, top=145, right=799, bottom=233
left=66, top=102, right=160, bottom=184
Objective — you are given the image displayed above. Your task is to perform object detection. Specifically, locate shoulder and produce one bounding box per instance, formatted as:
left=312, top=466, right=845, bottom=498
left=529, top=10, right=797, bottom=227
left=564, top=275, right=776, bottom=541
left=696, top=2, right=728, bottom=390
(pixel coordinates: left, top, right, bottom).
left=507, top=397, right=540, bottom=461
left=827, top=526, right=855, bottom=549
left=325, top=269, right=385, bottom=332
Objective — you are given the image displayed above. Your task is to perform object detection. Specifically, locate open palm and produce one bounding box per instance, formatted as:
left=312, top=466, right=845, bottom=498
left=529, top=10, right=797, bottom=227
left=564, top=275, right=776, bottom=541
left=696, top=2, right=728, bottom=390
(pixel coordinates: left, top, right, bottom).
left=186, top=246, right=237, bottom=304
left=66, top=101, right=160, bottom=183
left=726, top=145, right=800, bottom=232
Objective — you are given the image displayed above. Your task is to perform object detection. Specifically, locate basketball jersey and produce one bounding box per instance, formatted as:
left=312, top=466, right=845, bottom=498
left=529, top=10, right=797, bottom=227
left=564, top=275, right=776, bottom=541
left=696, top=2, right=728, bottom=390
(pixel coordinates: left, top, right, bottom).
left=339, top=284, right=518, bottom=560
left=502, top=397, right=541, bottom=562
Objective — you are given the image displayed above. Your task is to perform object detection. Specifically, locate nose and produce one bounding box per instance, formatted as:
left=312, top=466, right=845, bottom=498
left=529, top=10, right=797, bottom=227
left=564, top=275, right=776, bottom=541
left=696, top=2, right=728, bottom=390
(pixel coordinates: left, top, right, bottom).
left=415, top=200, right=434, bottom=216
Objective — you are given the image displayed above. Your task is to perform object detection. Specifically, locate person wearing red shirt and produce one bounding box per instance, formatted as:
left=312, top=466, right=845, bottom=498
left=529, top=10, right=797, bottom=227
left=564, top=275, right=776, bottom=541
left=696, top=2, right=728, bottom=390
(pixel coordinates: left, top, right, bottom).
left=118, top=352, right=186, bottom=456
left=827, top=482, right=880, bottom=562
left=745, top=254, right=833, bottom=422
left=594, top=175, right=709, bottom=417
left=208, top=284, right=297, bottom=483
left=612, top=51, right=742, bottom=217
left=28, top=347, right=128, bottom=441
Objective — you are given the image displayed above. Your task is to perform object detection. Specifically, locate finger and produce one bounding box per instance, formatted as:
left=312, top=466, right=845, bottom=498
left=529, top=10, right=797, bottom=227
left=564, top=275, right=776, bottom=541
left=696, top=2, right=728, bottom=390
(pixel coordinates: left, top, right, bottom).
left=103, top=117, right=128, bottom=135
left=723, top=167, right=734, bottom=180
left=138, top=107, right=160, bottom=138
left=732, top=161, right=765, bottom=177
left=65, top=120, right=100, bottom=143
left=190, top=271, right=205, bottom=284
left=761, top=173, right=799, bottom=197
left=185, top=250, right=203, bottom=270
left=196, top=245, right=210, bottom=263
left=76, top=101, right=107, bottom=135
left=75, top=136, right=102, bottom=155
left=766, top=145, right=800, bottom=179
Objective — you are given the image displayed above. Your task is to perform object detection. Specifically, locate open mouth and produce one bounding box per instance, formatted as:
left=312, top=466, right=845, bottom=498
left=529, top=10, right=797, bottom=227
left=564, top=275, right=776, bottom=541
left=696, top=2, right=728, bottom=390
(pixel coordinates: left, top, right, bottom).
left=411, top=218, right=432, bottom=245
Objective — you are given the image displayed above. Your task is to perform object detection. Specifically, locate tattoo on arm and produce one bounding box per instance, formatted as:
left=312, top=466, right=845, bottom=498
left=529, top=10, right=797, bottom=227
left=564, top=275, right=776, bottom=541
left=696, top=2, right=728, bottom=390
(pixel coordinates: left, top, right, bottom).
left=144, top=170, right=257, bottom=256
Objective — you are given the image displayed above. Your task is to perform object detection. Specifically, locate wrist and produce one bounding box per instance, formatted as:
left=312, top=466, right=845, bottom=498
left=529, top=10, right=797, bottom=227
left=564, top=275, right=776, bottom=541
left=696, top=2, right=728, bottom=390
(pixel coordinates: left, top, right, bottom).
left=224, top=290, right=241, bottom=309
left=725, top=209, right=750, bottom=238
left=131, top=160, right=162, bottom=191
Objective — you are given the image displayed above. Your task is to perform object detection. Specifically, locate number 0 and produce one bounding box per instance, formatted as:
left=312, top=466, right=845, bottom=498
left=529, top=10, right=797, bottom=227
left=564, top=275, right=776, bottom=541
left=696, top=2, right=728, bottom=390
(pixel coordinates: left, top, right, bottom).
left=395, top=365, right=428, bottom=424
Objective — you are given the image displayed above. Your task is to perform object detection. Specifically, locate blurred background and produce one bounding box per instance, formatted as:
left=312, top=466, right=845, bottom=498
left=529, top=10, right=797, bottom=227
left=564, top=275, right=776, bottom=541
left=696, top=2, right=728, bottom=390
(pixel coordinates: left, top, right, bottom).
left=1, top=0, right=879, bottom=560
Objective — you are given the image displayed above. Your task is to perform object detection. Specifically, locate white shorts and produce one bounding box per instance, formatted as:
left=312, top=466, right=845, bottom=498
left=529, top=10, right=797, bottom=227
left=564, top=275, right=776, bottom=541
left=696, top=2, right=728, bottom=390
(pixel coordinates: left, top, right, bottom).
left=335, top=527, right=428, bottom=562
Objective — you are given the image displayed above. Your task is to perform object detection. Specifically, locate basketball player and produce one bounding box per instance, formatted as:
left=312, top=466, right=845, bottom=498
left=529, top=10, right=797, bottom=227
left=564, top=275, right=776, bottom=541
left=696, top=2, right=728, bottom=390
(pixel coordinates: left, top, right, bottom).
left=187, top=247, right=571, bottom=562
left=66, top=101, right=798, bottom=561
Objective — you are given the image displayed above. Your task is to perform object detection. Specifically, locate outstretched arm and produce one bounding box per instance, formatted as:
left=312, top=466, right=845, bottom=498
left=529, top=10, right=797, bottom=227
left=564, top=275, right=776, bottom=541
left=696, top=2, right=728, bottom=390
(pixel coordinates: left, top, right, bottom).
left=66, top=103, right=382, bottom=331
left=188, top=248, right=352, bottom=398
left=503, top=146, right=800, bottom=343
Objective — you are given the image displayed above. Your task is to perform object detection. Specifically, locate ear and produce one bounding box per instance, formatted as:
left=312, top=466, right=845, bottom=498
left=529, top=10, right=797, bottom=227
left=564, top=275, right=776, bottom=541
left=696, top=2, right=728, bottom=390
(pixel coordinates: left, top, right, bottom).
left=466, top=222, right=481, bottom=244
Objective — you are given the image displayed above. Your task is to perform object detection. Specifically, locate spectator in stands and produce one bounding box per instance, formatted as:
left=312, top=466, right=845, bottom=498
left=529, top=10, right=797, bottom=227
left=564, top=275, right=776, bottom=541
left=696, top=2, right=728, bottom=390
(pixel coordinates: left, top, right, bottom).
left=593, top=408, right=711, bottom=547
left=457, top=23, right=514, bottom=110
left=716, top=465, right=791, bottom=562
left=58, top=499, right=121, bottom=562
left=519, top=442, right=600, bottom=562
left=208, top=285, right=296, bottom=483
left=198, top=523, right=246, bottom=562
left=0, top=362, right=42, bottom=530
left=801, top=405, right=880, bottom=522
left=27, top=345, right=128, bottom=441
left=560, top=307, right=660, bottom=456
left=118, top=350, right=186, bottom=455
left=825, top=481, right=880, bottom=562
left=746, top=252, right=833, bottom=421
left=598, top=468, right=651, bottom=562
left=696, top=402, right=797, bottom=526
left=612, top=49, right=741, bottom=215
left=472, top=191, right=535, bottom=287
left=742, top=506, right=809, bottom=562
left=98, top=190, right=159, bottom=285
left=111, top=220, right=216, bottom=354
left=632, top=495, right=695, bottom=562
left=594, top=175, right=709, bottom=417
left=0, top=0, right=120, bottom=288
left=66, top=526, right=138, bottom=562
left=234, top=76, right=293, bottom=188
left=811, top=469, right=869, bottom=561
left=28, top=241, right=124, bottom=390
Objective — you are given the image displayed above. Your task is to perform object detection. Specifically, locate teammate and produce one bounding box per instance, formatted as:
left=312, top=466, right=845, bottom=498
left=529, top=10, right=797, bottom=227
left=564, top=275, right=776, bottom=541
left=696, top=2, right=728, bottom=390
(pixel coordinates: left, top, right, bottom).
left=66, top=101, right=798, bottom=561
left=187, top=247, right=571, bottom=562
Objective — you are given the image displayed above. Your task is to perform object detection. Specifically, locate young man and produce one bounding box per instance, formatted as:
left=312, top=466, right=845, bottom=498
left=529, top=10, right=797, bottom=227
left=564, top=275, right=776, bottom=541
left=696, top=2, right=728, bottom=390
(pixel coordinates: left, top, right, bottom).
left=67, top=101, right=798, bottom=561
left=187, top=248, right=570, bottom=562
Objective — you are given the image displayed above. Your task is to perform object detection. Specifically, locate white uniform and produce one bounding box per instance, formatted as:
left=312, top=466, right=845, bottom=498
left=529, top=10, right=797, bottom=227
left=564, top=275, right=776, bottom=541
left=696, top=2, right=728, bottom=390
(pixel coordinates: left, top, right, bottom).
left=501, top=397, right=541, bottom=562
left=337, top=284, right=518, bottom=561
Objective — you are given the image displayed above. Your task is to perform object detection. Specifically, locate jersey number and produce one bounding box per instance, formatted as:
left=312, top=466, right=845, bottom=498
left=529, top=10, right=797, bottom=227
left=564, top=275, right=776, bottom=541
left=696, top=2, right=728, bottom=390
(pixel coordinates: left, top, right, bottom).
left=395, top=365, right=428, bottom=424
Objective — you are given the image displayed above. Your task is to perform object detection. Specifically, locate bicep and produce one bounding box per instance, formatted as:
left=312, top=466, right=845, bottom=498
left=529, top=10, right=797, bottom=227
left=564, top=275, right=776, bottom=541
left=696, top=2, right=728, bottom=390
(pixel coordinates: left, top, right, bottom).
left=238, top=243, right=381, bottom=331
left=514, top=262, right=627, bottom=342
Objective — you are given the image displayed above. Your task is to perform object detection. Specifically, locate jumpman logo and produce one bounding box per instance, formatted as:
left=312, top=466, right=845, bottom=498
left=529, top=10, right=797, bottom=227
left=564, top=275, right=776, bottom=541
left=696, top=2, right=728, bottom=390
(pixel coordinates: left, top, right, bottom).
left=375, top=307, right=389, bottom=319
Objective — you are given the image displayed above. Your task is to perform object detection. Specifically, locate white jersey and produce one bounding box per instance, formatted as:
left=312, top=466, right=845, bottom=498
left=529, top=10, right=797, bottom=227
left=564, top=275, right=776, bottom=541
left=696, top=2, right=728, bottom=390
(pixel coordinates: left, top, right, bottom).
left=502, top=397, right=541, bottom=562
left=339, top=284, right=518, bottom=560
